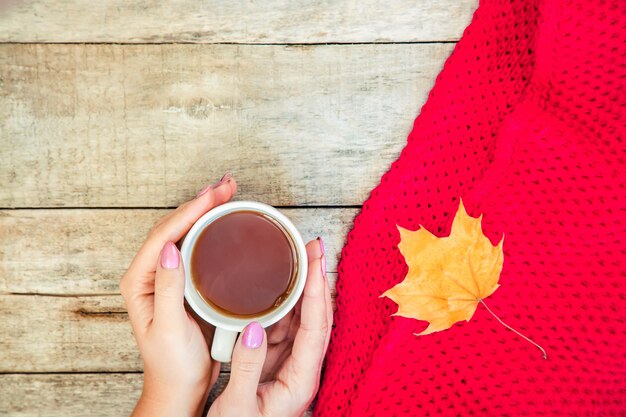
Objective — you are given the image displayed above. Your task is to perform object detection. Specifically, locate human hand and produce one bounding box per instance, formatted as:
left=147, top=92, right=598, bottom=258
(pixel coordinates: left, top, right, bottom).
left=120, top=174, right=237, bottom=417
left=207, top=238, right=333, bottom=417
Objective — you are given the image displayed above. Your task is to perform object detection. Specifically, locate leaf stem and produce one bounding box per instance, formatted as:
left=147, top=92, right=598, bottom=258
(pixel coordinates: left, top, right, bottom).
left=478, top=298, right=547, bottom=360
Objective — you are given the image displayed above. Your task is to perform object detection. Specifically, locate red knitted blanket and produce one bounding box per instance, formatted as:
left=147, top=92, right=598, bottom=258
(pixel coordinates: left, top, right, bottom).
left=315, top=0, right=625, bottom=415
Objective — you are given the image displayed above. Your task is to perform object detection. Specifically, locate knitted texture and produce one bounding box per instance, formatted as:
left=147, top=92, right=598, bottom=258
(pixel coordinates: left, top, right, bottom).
left=314, top=0, right=625, bottom=415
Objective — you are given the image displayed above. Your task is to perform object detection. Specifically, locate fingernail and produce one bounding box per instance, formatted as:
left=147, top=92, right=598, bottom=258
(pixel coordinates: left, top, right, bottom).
left=160, top=241, right=180, bottom=269
left=195, top=173, right=233, bottom=198
left=195, top=184, right=212, bottom=198
left=211, top=172, right=233, bottom=189
left=242, top=322, right=264, bottom=349
left=318, top=237, right=327, bottom=279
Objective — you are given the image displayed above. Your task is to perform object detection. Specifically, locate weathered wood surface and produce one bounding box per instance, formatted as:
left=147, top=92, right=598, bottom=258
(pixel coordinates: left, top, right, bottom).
left=0, top=294, right=138, bottom=372
left=0, top=373, right=316, bottom=416
left=0, top=208, right=345, bottom=372
left=0, top=1, right=478, bottom=413
left=0, top=373, right=142, bottom=417
left=0, top=208, right=354, bottom=295
left=0, top=287, right=336, bottom=373
left=0, top=43, right=455, bottom=208
left=0, top=0, right=475, bottom=43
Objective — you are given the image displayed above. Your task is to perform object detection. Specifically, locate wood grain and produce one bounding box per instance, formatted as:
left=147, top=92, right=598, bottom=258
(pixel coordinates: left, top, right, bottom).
left=0, top=0, right=475, bottom=43
left=0, top=2, right=477, bottom=415
left=0, top=284, right=337, bottom=373
left=0, top=294, right=138, bottom=372
left=0, top=208, right=354, bottom=295
left=0, top=208, right=344, bottom=370
left=0, top=373, right=142, bottom=417
left=0, top=43, right=455, bottom=207
left=0, top=373, right=315, bottom=416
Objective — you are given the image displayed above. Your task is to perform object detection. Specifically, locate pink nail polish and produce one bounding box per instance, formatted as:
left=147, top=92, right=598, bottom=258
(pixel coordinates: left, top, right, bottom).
left=160, top=241, right=180, bottom=269
left=196, top=173, right=233, bottom=198
left=242, top=322, right=263, bottom=349
left=195, top=184, right=212, bottom=198
left=318, top=237, right=327, bottom=279
left=211, top=172, right=233, bottom=189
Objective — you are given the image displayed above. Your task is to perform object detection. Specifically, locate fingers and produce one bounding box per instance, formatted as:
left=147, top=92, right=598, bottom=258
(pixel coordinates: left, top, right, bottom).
left=209, top=359, right=222, bottom=389
left=262, top=310, right=296, bottom=383
left=323, top=270, right=334, bottom=354
left=126, top=175, right=237, bottom=280
left=121, top=176, right=236, bottom=330
left=186, top=302, right=217, bottom=347
left=279, top=238, right=330, bottom=399
left=266, top=309, right=294, bottom=345
left=148, top=177, right=235, bottom=256
left=306, top=237, right=323, bottom=260
left=308, top=238, right=333, bottom=352
left=152, top=242, right=187, bottom=330
left=165, top=174, right=236, bottom=242
left=319, top=236, right=333, bottom=353
left=223, top=322, right=267, bottom=408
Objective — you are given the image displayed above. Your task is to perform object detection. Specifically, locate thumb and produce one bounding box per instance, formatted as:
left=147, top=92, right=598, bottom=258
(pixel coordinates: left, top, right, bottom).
left=153, top=241, right=187, bottom=330
left=224, top=322, right=267, bottom=406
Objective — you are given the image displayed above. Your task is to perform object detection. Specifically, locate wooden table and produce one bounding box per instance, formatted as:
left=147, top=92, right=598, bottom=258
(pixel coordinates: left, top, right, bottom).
left=0, top=1, right=476, bottom=415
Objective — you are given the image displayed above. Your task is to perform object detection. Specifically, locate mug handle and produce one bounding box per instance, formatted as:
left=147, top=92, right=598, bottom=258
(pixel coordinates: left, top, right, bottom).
left=211, top=327, right=238, bottom=362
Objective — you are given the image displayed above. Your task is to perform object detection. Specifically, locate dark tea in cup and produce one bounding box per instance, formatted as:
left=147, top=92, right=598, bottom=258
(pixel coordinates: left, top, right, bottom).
left=190, top=210, right=297, bottom=317
left=182, top=201, right=308, bottom=362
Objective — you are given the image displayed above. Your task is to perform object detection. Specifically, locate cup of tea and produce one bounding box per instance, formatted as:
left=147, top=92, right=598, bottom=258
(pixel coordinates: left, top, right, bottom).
left=181, top=201, right=308, bottom=362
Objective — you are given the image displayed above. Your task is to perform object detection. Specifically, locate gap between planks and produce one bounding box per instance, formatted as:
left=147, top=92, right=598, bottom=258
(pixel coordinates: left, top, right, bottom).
left=0, top=205, right=364, bottom=210
left=0, top=208, right=353, bottom=295
left=0, top=0, right=477, bottom=44
left=1, top=43, right=456, bottom=207
left=0, top=372, right=316, bottom=416
left=0, top=41, right=458, bottom=46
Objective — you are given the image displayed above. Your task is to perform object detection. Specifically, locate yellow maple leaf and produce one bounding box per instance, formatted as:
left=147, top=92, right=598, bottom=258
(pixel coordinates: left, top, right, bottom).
left=384, top=200, right=503, bottom=335
left=383, top=200, right=546, bottom=358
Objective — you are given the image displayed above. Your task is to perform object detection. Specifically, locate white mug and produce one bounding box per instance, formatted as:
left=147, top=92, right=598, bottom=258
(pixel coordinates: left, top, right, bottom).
left=181, top=201, right=308, bottom=362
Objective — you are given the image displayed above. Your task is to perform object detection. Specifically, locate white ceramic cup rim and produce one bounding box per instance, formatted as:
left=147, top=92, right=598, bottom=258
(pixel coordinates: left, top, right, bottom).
left=181, top=201, right=308, bottom=332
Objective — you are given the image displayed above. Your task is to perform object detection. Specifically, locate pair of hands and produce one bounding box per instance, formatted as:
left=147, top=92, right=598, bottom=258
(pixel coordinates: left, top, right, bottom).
left=120, top=175, right=333, bottom=417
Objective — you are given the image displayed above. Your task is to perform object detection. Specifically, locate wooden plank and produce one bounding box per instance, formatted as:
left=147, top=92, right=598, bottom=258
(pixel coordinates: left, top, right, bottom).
left=0, top=294, right=138, bottom=372
left=0, top=43, right=454, bottom=207
left=0, top=0, right=476, bottom=43
left=0, top=373, right=141, bottom=417
left=0, top=288, right=336, bottom=373
left=0, top=208, right=354, bottom=295
left=0, top=208, right=345, bottom=372
left=0, top=373, right=316, bottom=417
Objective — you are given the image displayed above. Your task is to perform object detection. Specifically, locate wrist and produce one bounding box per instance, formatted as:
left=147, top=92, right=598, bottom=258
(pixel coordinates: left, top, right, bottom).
left=134, top=377, right=209, bottom=417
